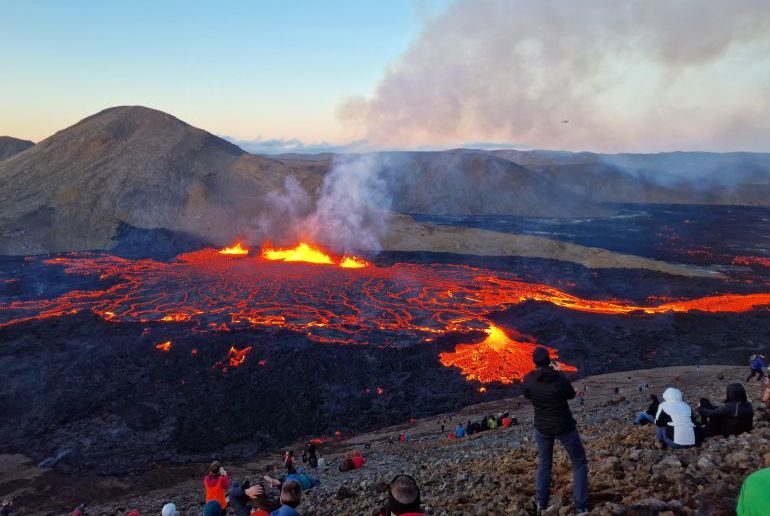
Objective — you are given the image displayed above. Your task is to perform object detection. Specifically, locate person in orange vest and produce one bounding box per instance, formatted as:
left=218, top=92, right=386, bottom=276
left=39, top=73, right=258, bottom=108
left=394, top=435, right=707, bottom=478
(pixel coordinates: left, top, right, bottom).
left=203, top=460, right=230, bottom=510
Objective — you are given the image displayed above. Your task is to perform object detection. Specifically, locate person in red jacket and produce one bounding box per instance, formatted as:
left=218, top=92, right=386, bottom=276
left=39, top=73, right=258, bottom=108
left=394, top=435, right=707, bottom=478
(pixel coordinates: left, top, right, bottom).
left=204, top=460, right=230, bottom=510
left=351, top=451, right=366, bottom=469
left=376, top=474, right=425, bottom=516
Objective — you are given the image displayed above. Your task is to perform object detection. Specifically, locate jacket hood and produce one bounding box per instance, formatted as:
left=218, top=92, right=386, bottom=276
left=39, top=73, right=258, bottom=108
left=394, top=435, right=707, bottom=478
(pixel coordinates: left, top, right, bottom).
left=662, top=387, right=683, bottom=402
left=726, top=383, right=748, bottom=403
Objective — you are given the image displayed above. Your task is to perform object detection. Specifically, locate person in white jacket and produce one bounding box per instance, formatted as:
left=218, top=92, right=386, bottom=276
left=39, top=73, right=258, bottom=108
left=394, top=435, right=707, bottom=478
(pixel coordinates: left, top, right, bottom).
left=655, top=387, right=696, bottom=448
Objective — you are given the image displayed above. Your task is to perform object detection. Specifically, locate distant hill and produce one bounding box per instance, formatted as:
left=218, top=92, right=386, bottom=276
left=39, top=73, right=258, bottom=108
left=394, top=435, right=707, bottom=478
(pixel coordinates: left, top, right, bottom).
left=0, top=136, right=34, bottom=161
left=489, top=149, right=770, bottom=205
left=0, top=106, right=320, bottom=254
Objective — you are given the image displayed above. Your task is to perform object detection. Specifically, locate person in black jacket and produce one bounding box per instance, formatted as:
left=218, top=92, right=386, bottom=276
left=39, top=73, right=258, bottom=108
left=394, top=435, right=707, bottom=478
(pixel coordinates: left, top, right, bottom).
left=633, top=394, right=659, bottom=425
left=698, top=383, right=754, bottom=438
left=523, top=347, right=588, bottom=515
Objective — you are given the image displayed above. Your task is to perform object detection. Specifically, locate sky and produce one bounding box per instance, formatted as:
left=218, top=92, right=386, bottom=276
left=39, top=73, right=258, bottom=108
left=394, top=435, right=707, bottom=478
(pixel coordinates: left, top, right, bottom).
left=2, top=0, right=770, bottom=153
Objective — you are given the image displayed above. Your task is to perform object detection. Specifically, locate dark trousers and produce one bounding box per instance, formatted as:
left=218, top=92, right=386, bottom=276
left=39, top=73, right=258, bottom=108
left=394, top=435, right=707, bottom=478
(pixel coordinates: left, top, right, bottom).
left=747, top=368, right=764, bottom=382
left=535, top=427, right=588, bottom=509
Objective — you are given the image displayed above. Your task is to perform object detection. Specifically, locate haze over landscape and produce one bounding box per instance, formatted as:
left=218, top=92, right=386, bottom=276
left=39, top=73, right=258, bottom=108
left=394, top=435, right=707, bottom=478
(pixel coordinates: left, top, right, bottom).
left=2, top=2, right=770, bottom=515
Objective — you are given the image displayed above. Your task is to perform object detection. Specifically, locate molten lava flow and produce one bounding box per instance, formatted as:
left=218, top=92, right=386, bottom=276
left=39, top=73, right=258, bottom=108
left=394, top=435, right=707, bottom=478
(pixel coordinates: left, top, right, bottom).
left=1, top=249, right=770, bottom=383
left=262, top=242, right=333, bottom=264
left=219, top=242, right=249, bottom=256
left=439, top=325, right=576, bottom=384
left=262, top=242, right=369, bottom=268
left=156, top=340, right=172, bottom=352
left=227, top=345, right=252, bottom=368
left=340, top=256, right=369, bottom=269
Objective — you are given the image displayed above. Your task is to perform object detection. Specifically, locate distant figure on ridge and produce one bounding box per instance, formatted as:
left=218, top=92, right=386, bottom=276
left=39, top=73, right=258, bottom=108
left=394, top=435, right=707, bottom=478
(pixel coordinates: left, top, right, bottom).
left=203, top=461, right=230, bottom=511
left=746, top=354, right=767, bottom=382
left=633, top=394, right=659, bottom=425
left=284, top=450, right=296, bottom=474
left=454, top=422, right=465, bottom=438
left=655, top=388, right=696, bottom=449
left=698, top=383, right=754, bottom=438
left=375, top=474, right=426, bottom=516
left=523, top=347, right=588, bottom=515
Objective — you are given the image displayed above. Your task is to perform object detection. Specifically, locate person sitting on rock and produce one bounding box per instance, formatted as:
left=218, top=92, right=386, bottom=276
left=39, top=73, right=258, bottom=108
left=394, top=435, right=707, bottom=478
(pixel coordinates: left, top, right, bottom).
left=454, top=422, right=465, bottom=438
left=761, top=375, right=770, bottom=409
left=634, top=394, right=659, bottom=425
left=655, top=387, right=696, bottom=449
left=523, top=347, right=589, bottom=515
left=204, top=461, right=230, bottom=511
left=465, top=419, right=474, bottom=435
left=698, top=383, right=754, bottom=438
left=228, top=479, right=254, bottom=516
left=339, top=453, right=355, bottom=472
left=502, top=415, right=512, bottom=427
left=375, top=474, right=425, bottom=516
left=270, top=479, right=302, bottom=516
left=351, top=450, right=366, bottom=469
left=488, top=416, right=498, bottom=430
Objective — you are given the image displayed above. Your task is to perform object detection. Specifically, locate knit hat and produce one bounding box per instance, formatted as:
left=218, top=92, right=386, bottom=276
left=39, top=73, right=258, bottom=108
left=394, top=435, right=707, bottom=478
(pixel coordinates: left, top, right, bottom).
left=532, top=347, right=550, bottom=367
left=161, top=503, right=178, bottom=516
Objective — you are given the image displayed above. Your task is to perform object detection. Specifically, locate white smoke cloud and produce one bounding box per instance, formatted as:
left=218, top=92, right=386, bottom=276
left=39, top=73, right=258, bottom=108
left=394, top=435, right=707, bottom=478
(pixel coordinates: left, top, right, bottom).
left=251, top=155, right=392, bottom=252
left=302, top=154, right=392, bottom=252
left=339, top=0, right=770, bottom=152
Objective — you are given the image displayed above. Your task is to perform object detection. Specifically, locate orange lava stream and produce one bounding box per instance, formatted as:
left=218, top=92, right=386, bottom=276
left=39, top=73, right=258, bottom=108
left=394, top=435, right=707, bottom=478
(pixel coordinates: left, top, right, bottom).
left=1, top=248, right=769, bottom=382
left=262, top=242, right=369, bottom=268
left=439, top=325, right=575, bottom=384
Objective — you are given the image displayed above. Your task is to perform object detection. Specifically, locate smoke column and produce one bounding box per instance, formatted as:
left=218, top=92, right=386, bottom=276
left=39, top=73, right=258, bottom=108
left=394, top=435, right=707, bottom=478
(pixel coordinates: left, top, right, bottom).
left=339, top=0, right=770, bottom=152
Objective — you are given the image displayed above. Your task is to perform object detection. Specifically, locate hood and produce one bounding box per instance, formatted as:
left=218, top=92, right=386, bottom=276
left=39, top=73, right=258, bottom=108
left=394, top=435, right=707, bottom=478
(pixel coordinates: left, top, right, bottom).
left=726, top=383, right=748, bottom=403
left=662, top=387, right=683, bottom=402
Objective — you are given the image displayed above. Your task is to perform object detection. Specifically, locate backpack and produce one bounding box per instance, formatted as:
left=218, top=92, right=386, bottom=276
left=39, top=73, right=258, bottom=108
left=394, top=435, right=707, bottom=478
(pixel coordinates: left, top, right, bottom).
left=286, top=473, right=319, bottom=490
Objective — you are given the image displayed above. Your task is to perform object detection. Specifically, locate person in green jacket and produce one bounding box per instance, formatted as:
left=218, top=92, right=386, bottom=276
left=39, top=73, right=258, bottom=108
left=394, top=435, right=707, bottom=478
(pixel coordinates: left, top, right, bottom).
left=737, top=468, right=770, bottom=515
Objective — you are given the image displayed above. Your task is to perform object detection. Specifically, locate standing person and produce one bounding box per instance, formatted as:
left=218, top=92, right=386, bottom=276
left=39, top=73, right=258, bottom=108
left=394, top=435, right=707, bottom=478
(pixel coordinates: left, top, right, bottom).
left=523, top=347, right=588, bottom=515
left=284, top=451, right=296, bottom=474
left=746, top=354, right=767, bottom=382
left=203, top=461, right=230, bottom=511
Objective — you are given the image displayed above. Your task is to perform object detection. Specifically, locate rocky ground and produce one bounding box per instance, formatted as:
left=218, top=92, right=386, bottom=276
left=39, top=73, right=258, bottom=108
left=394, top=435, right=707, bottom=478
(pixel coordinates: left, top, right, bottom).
left=59, top=365, right=768, bottom=516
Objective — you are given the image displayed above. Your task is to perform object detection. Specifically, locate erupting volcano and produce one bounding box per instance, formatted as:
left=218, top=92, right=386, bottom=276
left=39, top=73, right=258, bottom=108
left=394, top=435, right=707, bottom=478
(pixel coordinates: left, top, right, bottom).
left=261, top=242, right=370, bottom=268
left=2, top=245, right=770, bottom=383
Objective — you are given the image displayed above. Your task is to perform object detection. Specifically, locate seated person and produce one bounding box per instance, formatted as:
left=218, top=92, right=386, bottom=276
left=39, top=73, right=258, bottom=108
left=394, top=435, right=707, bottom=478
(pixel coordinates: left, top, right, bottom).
left=376, top=474, right=425, bottom=516
left=698, top=383, right=754, bottom=438
left=350, top=451, right=366, bottom=469
left=634, top=394, right=659, bottom=425
left=655, top=387, right=696, bottom=449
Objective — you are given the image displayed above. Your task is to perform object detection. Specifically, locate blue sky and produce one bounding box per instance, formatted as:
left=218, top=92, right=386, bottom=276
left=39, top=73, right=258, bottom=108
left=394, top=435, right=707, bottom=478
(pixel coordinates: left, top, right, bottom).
left=0, top=0, right=442, bottom=143
left=3, top=1, right=769, bottom=152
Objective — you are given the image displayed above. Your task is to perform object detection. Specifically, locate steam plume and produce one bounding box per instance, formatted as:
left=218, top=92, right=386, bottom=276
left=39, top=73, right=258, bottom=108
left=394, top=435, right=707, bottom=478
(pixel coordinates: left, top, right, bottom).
left=339, top=0, right=770, bottom=152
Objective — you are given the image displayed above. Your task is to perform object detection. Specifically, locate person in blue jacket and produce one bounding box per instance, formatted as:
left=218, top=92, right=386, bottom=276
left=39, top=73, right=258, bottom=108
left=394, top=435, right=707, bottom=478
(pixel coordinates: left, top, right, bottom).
left=746, top=354, right=767, bottom=382
left=454, top=423, right=465, bottom=438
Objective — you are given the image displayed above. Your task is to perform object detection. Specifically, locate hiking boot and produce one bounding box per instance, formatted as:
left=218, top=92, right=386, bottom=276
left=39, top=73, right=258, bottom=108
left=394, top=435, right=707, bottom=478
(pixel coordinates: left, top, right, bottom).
left=574, top=507, right=589, bottom=515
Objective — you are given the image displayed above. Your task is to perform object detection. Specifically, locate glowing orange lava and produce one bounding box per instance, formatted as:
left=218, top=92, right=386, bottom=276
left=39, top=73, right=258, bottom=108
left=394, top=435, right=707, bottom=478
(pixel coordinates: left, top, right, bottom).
left=219, top=242, right=249, bottom=255
left=262, top=242, right=369, bottom=268
left=262, top=242, right=333, bottom=264
left=1, top=248, right=769, bottom=383
left=340, top=256, right=370, bottom=268
left=439, top=325, right=576, bottom=384
left=155, top=340, right=172, bottom=352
